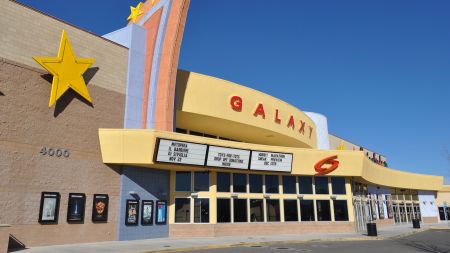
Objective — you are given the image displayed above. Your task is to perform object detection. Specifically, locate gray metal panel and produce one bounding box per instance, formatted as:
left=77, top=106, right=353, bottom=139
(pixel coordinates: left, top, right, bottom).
left=118, top=167, right=170, bottom=240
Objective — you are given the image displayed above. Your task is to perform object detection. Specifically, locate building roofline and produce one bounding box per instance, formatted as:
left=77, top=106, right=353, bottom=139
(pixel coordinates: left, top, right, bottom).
left=329, top=133, right=387, bottom=157
left=9, top=0, right=128, bottom=49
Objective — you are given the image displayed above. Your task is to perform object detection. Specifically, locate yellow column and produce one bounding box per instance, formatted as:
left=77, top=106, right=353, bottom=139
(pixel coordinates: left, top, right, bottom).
left=169, top=170, right=176, bottom=224
left=210, top=171, right=217, bottom=224
left=345, top=177, right=355, bottom=222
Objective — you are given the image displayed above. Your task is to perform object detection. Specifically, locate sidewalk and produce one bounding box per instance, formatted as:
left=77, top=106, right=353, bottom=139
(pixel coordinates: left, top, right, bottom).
left=16, top=223, right=449, bottom=253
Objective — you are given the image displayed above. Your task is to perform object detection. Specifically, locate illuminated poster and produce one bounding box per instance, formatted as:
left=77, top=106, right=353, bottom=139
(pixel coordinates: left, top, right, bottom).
left=156, top=200, right=167, bottom=225
left=67, top=193, right=86, bottom=222
left=92, top=194, right=109, bottom=222
left=125, top=200, right=139, bottom=226
left=39, top=192, right=60, bottom=223
left=141, top=200, right=154, bottom=225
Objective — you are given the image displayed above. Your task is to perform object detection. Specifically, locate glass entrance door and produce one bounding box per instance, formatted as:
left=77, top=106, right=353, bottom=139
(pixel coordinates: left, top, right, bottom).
left=400, top=204, right=407, bottom=223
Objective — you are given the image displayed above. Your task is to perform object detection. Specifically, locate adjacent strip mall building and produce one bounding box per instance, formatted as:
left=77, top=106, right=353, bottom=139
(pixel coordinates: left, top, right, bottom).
left=1, top=0, right=449, bottom=248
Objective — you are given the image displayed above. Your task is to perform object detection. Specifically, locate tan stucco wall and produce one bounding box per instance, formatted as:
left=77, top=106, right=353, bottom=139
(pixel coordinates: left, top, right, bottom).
left=0, top=0, right=128, bottom=94
left=0, top=58, right=124, bottom=246
left=437, top=190, right=450, bottom=206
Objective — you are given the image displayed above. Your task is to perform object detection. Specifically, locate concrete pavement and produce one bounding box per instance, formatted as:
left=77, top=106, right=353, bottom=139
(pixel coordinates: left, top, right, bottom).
left=15, top=223, right=450, bottom=253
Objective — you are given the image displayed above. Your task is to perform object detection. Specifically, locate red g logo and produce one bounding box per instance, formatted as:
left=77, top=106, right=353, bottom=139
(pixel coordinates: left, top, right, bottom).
left=314, top=155, right=339, bottom=175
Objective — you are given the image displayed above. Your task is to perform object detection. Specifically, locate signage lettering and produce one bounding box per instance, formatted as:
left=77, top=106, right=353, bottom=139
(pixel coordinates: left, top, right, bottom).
left=314, top=155, right=339, bottom=175
left=207, top=146, right=250, bottom=169
left=229, top=96, right=314, bottom=139
left=156, top=139, right=207, bottom=165
left=250, top=151, right=292, bottom=172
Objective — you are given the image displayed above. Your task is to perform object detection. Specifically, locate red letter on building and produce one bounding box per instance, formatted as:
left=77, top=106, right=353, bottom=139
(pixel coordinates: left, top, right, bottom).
left=254, top=103, right=265, bottom=119
left=309, top=126, right=313, bottom=139
left=230, top=96, right=242, bottom=112
left=287, top=115, right=295, bottom=129
left=299, top=120, right=305, bottom=135
left=274, top=109, right=281, bottom=124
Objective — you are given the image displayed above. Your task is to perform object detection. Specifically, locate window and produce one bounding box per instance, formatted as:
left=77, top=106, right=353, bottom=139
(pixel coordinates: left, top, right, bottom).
left=194, top=172, right=209, bottom=192
left=233, top=173, right=247, bottom=193
left=194, top=199, right=209, bottom=223
left=175, top=198, right=190, bottom=223
left=249, top=174, right=263, bottom=193
left=300, top=200, right=315, bottom=221
left=175, top=171, right=191, bottom=192
left=175, top=128, right=188, bottom=134
left=314, top=177, right=329, bottom=194
left=283, top=176, right=296, bottom=194
left=217, top=199, right=231, bottom=223
left=189, top=131, right=203, bottom=136
left=333, top=200, right=349, bottom=221
left=217, top=172, right=231, bottom=192
left=316, top=200, right=331, bottom=221
left=299, top=176, right=313, bottom=194
left=331, top=177, right=346, bottom=195
left=233, top=199, right=248, bottom=222
left=203, top=133, right=217, bottom=139
left=265, top=175, right=279, bottom=193
left=266, top=199, right=280, bottom=221
left=284, top=199, right=298, bottom=221
left=250, top=199, right=264, bottom=222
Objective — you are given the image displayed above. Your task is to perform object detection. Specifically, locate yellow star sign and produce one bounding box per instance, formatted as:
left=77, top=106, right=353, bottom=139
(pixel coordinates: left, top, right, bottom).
left=128, top=2, right=144, bottom=23
left=33, top=30, right=94, bottom=107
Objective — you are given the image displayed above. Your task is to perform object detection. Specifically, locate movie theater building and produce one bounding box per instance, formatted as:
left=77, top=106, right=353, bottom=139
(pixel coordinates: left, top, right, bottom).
left=1, top=0, right=449, bottom=249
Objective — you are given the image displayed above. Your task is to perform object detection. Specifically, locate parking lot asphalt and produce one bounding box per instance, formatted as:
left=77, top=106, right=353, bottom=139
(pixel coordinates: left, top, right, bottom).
left=177, top=229, right=450, bottom=253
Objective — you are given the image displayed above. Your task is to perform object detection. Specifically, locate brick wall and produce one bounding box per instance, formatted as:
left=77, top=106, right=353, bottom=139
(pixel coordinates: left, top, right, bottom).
left=0, top=0, right=128, bottom=94
left=0, top=57, right=125, bottom=246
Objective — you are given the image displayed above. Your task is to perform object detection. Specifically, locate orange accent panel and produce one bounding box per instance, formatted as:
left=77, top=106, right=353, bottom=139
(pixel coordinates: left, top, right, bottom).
left=141, top=8, right=163, bottom=128
left=154, top=0, right=190, bottom=131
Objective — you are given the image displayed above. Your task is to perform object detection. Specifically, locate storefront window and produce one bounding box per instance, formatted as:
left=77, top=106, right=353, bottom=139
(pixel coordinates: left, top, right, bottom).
left=300, top=200, right=315, bottom=221
left=284, top=199, right=298, bottom=221
left=249, top=174, right=263, bottom=193
left=331, top=177, right=346, bottom=195
left=175, top=198, right=190, bottom=223
left=250, top=199, right=264, bottom=222
left=299, top=176, right=313, bottom=194
left=315, top=177, right=329, bottom=194
left=233, top=199, right=248, bottom=222
left=266, top=199, right=280, bottom=221
left=217, top=172, right=231, bottom=192
left=316, top=200, right=331, bottom=221
left=233, top=173, right=247, bottom=193
left=194, top=198, right=209, bottom=223
left=283, top=176, right=296, bottom=194
left=217, top=199, right=231, bottom=223
left=194, top=172, right=209, bottom=192
left=333, top=200, right=349, bottom=221
left=265, top=175, right=279, bottom=194
left=175, top=171, right=191, bottom=192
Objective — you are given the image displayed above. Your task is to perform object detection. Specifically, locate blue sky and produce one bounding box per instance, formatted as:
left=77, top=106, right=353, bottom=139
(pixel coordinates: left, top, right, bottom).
left=17, top=0, right=450, bottom=183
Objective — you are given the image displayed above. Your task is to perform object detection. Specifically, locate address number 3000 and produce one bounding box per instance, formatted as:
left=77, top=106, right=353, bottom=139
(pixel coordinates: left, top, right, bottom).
left=40, top=147, right=70, bottom=158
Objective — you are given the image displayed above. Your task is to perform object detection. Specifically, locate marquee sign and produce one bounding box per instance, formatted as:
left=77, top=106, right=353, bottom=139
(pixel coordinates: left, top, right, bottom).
left=155, top=138, right=292, bottom=172
left=155, top=139, right=207, bottom=166
left=206, top=146, right=250, bottom=169
left=250, top=151, right=292, bottom=172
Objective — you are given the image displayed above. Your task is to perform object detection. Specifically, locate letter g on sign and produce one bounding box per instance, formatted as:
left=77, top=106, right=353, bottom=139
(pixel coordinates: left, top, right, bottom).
left=230, top=95, right=242, bottom=112
left=314, top=155, right=339, bottom=175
